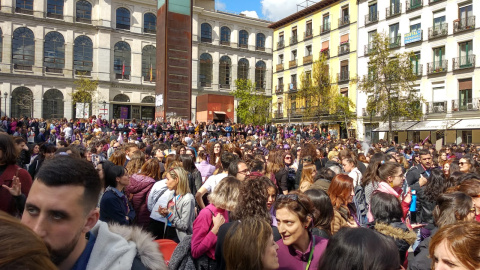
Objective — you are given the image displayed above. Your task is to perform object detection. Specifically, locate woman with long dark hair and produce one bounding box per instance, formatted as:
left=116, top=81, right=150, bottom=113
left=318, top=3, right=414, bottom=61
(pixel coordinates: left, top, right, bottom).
left=304, top=188, right=334, bottom=238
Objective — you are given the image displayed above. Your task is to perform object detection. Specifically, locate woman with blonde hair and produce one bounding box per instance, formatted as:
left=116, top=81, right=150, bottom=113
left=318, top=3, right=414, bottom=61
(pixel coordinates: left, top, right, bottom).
left=125, top=150, right=146, bottom=175
left=298, top=163, right=316, bottom=192
left=158, top=166, right=195, bottom=242
left=191, top=176, right=241, bottom=263
left=109, top=149, right=126, bottom=166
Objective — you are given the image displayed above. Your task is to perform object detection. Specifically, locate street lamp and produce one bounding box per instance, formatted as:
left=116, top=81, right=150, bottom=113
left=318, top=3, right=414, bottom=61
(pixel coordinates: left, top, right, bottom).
left=3, top=92, right=7, bottom=118
left=102, top=101, right=107, bottom=119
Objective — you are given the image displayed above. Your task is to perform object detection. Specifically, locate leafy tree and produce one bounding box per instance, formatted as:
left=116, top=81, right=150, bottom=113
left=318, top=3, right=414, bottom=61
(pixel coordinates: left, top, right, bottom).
left=356, top=32, right=424, bottom=142
left=72, top=75, right=99, bottom=118
left=231, top=79, right=271, bottom=125
left=331, top=94, right=356, bottom=135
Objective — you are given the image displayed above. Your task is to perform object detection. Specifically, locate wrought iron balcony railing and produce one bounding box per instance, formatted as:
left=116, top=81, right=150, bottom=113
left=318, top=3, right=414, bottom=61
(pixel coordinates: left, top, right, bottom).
left=76, top=17, right=91, bottom=24
left=256, top=46, right=265, bottom=51
left=321, top=23, right=330, bottom=34
left=290, top=36, right=298, bottom=46
left=389, top=36, right=401, bottom=49
left=338, top=43, right=350, bottom=56
left=277, top=40, right=285, bottom=50
left=365, top=12, right=379, bottom=25
left=304, top=29, right=313, bottom=40
left=427, top=60, right=448, bottom=74
left=338, top=16, right=350, bottom=27
left=452, top=98, right=480, bottom=112
left=364, top=43, right=374, bottom=55
left=453, top=17, right=475, bottom=33
left=321, top=49, right=330, bottom=59
left=453, top=55, right=475, bottom=70
left=406, top=0, right=423, bottom=11
left=428, top=24, right=448, bottom=39
left=338, top=71, right=350, bottom=83
left=15, top=7, right=34, bottom=15
left=275, top=84, right=284, bottom=94
left=426, top=101, right=447, bottom=114
left=386, top=4, right=402, bottom=18
left=412, top=64, right=423, bottom=76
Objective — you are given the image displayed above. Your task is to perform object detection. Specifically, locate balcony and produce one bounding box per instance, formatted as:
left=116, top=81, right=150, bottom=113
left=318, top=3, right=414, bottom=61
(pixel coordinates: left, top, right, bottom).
left=338, top=71, right=350, bottom=83
left=46, top=12, right=63, bottom=19
left=453, top=55, right=476, bottom=71
left=365, top=12, right=379, bottom=25
left=256, top=46, right=265, bottom=51
left=15, top=7, right=34, bottom=15
left=290, top=108, right=305, bottom=117
left=321, top=23, right=330, bottom=34
left=452, top=98, right=480, bottom=112
left=274, top=111, right=284, bottom=119
left=406, top=0, right=423, bottom=11
left=428, top=24, right=448, bottom=39
left=453, top=17, right=475, bottom=33
left=13, top=64, right=33, bottom=71
left=427, top=60, right=448, bottom=74
left=76, top=17, right=91, bottom=24
left=219, top=84, right=230, bottom=89
left=389, top=36, right=401, bottom=49
left=277, top=40, right=285, bottom=50
left=429, top=0, right=445, bottom=4
left=303, top=55, right=313, bottom=65
left=338, top=43, right=350, bottom=56
left=321, top=49, right=330, bottom=59
left=288, top=83, right=297, bottom=92
left=289, top=60, right=297, bottom=69
left=290, top=36, right=298, bottom=46
left=412, top=64, right=423, bottom=76
left=200, top=82, right=211, bottom=87
left=338, top=16, right=350, bottom=28
left=276, top=63, right=284, bottom=72
left=426, top=101, right=447, bottom=114
left=386, top=4, right=402, bottom=19
left=220, top=41, right=230, bottom=46
left=275, top=85, right=284, bottom=94
left=304, top=29, right=313, bottom=40
left=364, top=43, right=374, bottom=55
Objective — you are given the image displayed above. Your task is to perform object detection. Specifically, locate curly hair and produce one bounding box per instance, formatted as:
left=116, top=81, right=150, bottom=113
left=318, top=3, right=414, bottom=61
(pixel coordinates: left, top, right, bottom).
left=230, top=176, right=271, bottom=224
left=125, top=150, right=145, bottom=175
left=424, top=168, right=449, bottom=202
left=299, top=143, right=318, bottom=162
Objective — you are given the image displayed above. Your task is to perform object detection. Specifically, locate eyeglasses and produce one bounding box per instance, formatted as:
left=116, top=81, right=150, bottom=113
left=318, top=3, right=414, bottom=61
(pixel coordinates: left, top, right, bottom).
left=297, top=148, right=302, bottom=151
left=285, top=156, right=292, bottom=159
left=238, top=169, right=250, bottom=175
left=277, top=194, right=308, bottom=213
left=459, top=162, right=469, bottom=166
left=303, top=158, right=312, bottom=163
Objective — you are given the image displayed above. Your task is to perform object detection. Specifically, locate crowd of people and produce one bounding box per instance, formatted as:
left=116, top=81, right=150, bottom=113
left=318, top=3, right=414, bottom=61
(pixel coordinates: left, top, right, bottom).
left=0, top=115, right=480, bottom=270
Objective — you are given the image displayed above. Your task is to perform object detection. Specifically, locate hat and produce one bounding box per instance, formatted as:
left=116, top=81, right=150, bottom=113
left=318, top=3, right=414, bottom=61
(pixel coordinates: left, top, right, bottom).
left=414, top=145, right=420, bottom=149
left=283, top=144, right=290, bottom=150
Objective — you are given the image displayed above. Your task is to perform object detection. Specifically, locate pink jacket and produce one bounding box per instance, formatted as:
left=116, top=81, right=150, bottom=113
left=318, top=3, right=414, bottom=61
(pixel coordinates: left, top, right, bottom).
left=367, top=182, right=410, bottom=222
left=191, top=204, right=228, bottom=260
left=125, top=174, right=156, bottom=228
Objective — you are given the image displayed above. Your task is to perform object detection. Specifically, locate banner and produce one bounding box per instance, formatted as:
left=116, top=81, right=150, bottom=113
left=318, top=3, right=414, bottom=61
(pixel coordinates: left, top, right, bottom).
left=404, top=30, right=422, bottom=45
left=76, top=103, right=90, bottom=119
left=120, top=106, right=129, bottom=119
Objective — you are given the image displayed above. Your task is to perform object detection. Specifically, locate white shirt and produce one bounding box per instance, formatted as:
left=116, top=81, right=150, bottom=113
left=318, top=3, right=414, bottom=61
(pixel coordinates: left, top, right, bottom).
left=64, top=126, right=73, bottom=139
left=200, top=172, right=228, bottom=193
left=148, top=179, right=174, bottom=222
left=348, top=167, right=363, bottom=187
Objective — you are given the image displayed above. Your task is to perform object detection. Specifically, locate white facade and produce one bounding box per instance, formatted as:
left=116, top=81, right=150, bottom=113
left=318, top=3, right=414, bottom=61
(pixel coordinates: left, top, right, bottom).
left=356, top=0, right=480, bottom=143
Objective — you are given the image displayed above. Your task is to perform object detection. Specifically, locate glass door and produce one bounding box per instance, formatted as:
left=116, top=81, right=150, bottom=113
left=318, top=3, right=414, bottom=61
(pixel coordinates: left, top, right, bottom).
left=459, top=41, right=473, bottom=67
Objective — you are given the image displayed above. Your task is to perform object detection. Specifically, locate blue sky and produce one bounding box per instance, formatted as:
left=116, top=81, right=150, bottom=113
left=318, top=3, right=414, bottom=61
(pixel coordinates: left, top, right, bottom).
left=216, top=0, right=306, bottom=22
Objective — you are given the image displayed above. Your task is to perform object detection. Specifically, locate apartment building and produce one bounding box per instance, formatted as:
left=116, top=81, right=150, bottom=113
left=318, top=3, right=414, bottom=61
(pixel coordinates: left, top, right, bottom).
left=269, top=0, right=358, bottom=138
left=357, top=0, right=480, bottom=144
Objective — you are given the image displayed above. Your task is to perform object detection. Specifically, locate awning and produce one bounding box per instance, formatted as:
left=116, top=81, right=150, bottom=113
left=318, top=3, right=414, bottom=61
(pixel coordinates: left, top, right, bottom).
left=407, top=120, right=460, bottom=131
left=450, top=119, right=480, bottom=130
left=373, top=121, right=419, bottom=132
left=213, top=111, right=226, bottom=115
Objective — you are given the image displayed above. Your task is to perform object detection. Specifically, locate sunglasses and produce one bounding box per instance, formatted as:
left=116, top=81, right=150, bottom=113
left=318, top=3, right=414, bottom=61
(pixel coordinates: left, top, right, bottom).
left=303, top=158, right=312, bottom=162
left=459, top=162, right=469, bottom=166
left=285, top=156, right=292, bottom=159
left=277, top=194, right=308, bottom=213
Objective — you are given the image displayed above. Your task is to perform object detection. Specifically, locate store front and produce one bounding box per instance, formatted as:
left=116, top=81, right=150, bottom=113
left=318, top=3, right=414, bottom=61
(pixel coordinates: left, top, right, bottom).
left=111, top=94, right=155, bottom=120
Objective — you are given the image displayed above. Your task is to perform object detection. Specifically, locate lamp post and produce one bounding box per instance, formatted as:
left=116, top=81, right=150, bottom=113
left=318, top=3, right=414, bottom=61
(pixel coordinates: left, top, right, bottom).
left=102, top=101, right=107, bottom=119
left=4, top=92, right=7, bottom=118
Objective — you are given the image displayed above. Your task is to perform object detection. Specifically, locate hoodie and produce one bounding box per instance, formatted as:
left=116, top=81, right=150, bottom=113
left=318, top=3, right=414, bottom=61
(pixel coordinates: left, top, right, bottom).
left=125, top=174, right=156, bottom=228
left=86, top=221, right=166, bottom=270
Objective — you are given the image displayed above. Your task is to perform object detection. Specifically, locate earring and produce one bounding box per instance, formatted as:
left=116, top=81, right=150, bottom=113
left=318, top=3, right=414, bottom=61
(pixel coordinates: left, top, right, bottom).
left=305, top=226, right=308, bottom=229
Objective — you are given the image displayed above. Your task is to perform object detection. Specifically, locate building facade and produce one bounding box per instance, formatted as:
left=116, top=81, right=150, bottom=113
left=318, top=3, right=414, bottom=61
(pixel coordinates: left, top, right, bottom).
left=357, top=0, right=480, bottom=144
left=0, top=0, right=272, bottom=122
left=269, top=0, right=358, bottom=138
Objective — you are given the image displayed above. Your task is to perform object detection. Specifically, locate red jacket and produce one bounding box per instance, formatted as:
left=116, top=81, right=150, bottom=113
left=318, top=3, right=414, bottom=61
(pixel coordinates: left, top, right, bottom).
left=125, top=174, right=156, bottom=228
left=0, top=164, right=32, bottom=216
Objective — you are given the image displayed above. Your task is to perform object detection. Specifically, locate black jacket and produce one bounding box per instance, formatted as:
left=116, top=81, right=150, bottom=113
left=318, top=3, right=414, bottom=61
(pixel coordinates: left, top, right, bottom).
left=373, top=222, right=416, bottom=265
left=410, top=227, right=438, bottom=270
left=416, top=186, right=435, bottom=226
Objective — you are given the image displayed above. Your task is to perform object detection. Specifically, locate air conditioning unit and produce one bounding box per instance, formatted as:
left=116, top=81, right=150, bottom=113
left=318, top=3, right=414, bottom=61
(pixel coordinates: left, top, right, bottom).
left=467, top=103, right=474, bottom=110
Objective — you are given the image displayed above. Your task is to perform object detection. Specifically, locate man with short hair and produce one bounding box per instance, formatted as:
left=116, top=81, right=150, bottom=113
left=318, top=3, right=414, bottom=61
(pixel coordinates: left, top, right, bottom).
left=22, top=156, right=164, bottom=270
left=406, top=149, right=432, bottom=187
left=228, top=159, right=250, bottom=181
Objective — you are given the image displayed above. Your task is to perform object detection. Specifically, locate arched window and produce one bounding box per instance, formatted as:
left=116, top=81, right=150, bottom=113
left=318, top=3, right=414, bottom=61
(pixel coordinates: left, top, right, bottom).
left=201, top=23, right=212, bottom=43
left=114, top=41, right=131, bottom=80
left=255, top=60, right=266, bottom=90
left=256, top=33, right=266, bottom=51
left=199, top=53, right=212, bottom=87
left=239, top=30, right=249, bottom=48
left=43, top=89, right=64, bottom=119
left=12, top=27, right=35, bottom=71
left=44, top=31, right=65, bottom=73
left=220, top=26, right=231, bottom=45
left=74, top=35, right=93, bottom=75
left=116, top=8, right=130, bottom=30
left=113, top=94, right=130, bottom=102
left=237, top=58, right=249, bottom=80
left=219, top=55, right=231, bottom=89
left=11, top=87, right=33, bottom=118
left=47, top=0, right=64, bottom=19
left=142, top=45, right=156, bottom=82
left=0, top=28, right=3, bottom=63
left=76, top=0, right=92, bottom=23
left=142, top=96, right=155, bottom=103
left=144, top=13, right=156, bottom=34
left=15, top=0, right=33, bottom=14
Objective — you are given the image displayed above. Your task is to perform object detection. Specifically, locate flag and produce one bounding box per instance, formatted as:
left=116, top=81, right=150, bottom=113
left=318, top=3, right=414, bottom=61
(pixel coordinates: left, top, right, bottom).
left=422, top=135, right=430, bottom=145
left=122, top=61, right=125, bottom=78
left=149, top=64, right=153, bottom=82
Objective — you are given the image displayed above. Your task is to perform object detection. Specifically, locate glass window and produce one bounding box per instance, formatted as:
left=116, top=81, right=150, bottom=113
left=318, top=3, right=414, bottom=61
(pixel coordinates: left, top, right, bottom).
left=239, top=30, right=248, bottom=48
left=237, top=58, right=249, bottom=80
left=255, top=61, right=266, bottom=90
left=142, top=45, right=156, bottom=81
left=433, top=15, right=445, bottom=28
left=369, top=3, right=377, bottom=15
left=11, top=87, right=33, bottom=118
left=116, top=8, right=130, bottom=30
left=256, top=33, right=265, bottom=49
left=433, top=47, right=444, bottom=62
left=43, top=89, right=64, bottom=119
left=279, top=54, right=284, bottom=64
left=47, top=0, right=64, bottom=18
left=0, top=28, right=2, bottom=63
left=411, top=52, right=420, bottom=74
left=76, top=0, right=92, bottom=22
left=219, top=55, right=231, bottom=88
left=306, top=45, right=312, bottom=56
left=389, top=23, right=399, bottom=38
left=291, top=50, right=297, bottom=60
left=144, top=13, right=156, bottom=34
left=201, top=23, right=212, bottom=42
left=44, top=31, right=65, bottom=73
left=114, top=41, right=131, bottom=79
left=459, top=5, right=473, bottom=20
left=459, top=41, right=473, bottom=66
left=220, top=27, right=231, bottom=44
left=410, top=23, right=421, bottom=32
left=16, top=0, right=33, bottom=12
left=74, top=35, right=93, bottom=75
left=12, top=27, right=35, bottom=69
left=199, top=53, right=212, bottom=87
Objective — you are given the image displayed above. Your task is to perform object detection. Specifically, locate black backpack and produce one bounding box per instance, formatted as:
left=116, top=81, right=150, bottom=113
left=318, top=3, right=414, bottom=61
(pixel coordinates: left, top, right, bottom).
left=354, top=185, right=369, bottom=227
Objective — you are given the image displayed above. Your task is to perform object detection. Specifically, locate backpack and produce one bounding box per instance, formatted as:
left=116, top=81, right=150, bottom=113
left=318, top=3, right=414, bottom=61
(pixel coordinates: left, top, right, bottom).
left=354, top=185, right=369, bottom=227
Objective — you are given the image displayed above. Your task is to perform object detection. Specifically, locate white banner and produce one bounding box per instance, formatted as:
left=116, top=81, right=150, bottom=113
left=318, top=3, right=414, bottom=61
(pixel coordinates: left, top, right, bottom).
left=76, top=103, right=90, bottom=119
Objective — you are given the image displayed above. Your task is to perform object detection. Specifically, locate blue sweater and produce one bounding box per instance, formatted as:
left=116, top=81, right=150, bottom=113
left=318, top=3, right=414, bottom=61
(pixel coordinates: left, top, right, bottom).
left=100, top=188, right=135, bottom=225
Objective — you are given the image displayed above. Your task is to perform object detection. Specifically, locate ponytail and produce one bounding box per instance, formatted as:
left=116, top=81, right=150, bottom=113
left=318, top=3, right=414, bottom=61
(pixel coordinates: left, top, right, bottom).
left=375, top=161, right=402, bottom=183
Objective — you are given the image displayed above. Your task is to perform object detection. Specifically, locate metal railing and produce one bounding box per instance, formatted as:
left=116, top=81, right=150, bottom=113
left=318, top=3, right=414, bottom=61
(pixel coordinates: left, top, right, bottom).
left=274, top=111, right=284, bottom=119
left=338, top=43, right=350, bottom=55
left=321, top=49, right=330, bottom=59
left=406, top=0, right=423, bottom=11
left=364, top=44, right=374, bottom=55
left=321, top=23, right=330, bottom=34
left=453, top=55, right=476, bottom=70
left=304, top=29, right=313, bottom=40
left=144, top=28, right=156, bottom=34
left=275, top=85, right=284, bottom=94
left=277, top=40, right=285, bottom=50
left=289, top=60, right=297, bottom=68
left=75, top=70, right=91, bottom=76
left=453, top=17, right=476, bottom=33
left=115, top=73, right=130, bottom=80
left=426, top=101, right=447, bottom=114
left=290, top=36, right=298, bottom=46
left=276, top=63, right=284, bottom=72
left=338, top=71, right=350, bottom=83
left=427, top=60, right=448, bottom=74
left=412, top=64, right=423, bottom=76
left=303, top=55, right=313, bottom=65
left=289, top=83, right=297, bottom=92
left=386, top=3, right=402, bottom=18
left=389, top=36, right=401, bottom=49
left=365, top=12, right=379, bottom=25
left=338, top=15, right=350, bottom=27
left=428, top=24, right=448, bottom=39
left=452, top=98, right=480, bottom=112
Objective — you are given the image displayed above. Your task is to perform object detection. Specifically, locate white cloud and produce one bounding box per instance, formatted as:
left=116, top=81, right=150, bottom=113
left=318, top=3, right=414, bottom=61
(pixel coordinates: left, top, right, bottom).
left=261, top=0, right=309, bottom=21
left=240, top=10, right=259, bottom=19
left=215, top=0, right=226, bottom=11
